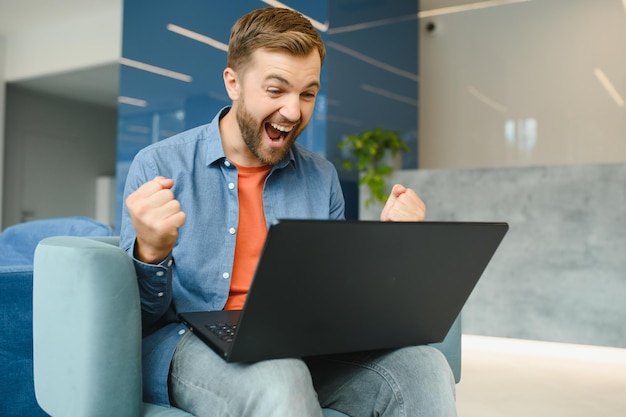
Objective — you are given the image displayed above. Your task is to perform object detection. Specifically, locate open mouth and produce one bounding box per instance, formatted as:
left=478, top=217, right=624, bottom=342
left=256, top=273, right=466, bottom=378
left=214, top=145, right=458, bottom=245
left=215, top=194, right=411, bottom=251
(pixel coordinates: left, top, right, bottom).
left=265, top=122, right=294, bottom=143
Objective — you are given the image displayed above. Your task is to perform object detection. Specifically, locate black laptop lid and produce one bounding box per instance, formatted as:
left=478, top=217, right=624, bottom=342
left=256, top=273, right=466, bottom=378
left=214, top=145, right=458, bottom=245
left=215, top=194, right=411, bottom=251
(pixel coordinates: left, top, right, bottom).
left=223, top=220, right=508, bottom=362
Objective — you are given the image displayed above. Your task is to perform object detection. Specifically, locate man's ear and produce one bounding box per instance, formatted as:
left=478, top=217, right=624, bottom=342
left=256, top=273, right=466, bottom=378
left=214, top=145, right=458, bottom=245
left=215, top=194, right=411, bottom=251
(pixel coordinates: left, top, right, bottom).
left=223, top=67, right=240, bottom=101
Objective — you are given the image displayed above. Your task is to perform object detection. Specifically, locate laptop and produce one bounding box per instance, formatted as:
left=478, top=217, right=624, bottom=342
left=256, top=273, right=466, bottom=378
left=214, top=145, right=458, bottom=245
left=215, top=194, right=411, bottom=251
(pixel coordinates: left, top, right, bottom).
left=179, top=219, right=508, bottom=363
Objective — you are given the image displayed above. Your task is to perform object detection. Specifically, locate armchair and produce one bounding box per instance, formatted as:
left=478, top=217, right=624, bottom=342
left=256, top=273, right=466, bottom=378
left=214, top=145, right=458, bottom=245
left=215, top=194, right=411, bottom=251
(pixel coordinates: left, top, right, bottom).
left=33, top=236, right=461, bottom=417
left=0, top=217, right=112, bottom=417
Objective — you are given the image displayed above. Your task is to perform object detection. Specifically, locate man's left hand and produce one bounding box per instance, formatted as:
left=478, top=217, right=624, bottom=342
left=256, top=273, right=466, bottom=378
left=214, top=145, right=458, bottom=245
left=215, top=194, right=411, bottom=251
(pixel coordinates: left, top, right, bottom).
left=380, top=184, right=426, bottom=222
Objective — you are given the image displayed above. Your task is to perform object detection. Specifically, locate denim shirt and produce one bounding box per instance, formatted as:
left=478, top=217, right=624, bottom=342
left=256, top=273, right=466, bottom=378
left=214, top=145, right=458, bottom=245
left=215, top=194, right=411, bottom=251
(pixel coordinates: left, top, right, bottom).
left=119, top=107, right=345, bottom=406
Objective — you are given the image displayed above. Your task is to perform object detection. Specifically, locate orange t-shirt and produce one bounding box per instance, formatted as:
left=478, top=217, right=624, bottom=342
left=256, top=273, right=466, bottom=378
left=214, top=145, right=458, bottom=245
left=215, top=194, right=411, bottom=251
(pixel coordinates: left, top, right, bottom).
left=223, top=163, right=271, bottom=310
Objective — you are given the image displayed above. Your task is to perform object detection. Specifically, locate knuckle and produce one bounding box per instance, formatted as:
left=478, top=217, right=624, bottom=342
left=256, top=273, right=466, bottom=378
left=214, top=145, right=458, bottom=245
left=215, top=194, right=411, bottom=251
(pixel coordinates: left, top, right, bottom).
left=170, top=199, right=182, bottom=211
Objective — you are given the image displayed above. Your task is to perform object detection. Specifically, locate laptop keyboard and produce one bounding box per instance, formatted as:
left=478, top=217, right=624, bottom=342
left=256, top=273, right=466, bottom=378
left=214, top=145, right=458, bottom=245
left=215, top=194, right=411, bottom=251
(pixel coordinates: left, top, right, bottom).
left=206, top=323, right=237, bottom=343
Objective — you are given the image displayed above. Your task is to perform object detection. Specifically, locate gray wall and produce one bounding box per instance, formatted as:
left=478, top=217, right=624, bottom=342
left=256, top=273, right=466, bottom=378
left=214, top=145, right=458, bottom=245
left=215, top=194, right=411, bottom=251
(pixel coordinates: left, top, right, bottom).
left=2, top=86, right=116, bottom=228
left=361, top=163, right=626, bottom=348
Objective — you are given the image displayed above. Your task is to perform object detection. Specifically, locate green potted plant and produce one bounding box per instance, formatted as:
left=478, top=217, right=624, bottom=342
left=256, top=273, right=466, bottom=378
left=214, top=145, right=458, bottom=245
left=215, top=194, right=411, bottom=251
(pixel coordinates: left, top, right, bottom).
left=337, top=127, right=410, bottom=207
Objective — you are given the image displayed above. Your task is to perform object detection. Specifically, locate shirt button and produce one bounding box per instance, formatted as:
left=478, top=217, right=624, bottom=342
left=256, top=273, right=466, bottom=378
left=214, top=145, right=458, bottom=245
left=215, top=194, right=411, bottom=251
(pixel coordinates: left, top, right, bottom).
left=224, top=160, right=231, bottom=167
left=229, top=227, right=236, bottom=235
left=167, top=259, right=173, bottom=267
left=157, top=292, right=164, bottom=297
left=156, top=271, right=164, bottom=277
left=228, top=182, right=235, bottom=190
left=223, top=272, right=230, bottom=279
left=178, top=329, right=186, bottom=336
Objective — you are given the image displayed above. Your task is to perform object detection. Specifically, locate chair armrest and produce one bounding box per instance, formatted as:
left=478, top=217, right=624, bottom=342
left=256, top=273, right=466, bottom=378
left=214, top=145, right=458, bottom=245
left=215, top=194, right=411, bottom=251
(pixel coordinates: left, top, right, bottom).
left=430, top=315, right=462, bottom=383
left=33, top=236, right=144, bottom=417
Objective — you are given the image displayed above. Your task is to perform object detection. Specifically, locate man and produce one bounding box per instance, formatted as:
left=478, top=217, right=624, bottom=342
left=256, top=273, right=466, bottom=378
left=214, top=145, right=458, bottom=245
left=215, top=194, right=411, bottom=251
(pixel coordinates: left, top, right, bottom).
left=121, top=7, right=456, bottom=417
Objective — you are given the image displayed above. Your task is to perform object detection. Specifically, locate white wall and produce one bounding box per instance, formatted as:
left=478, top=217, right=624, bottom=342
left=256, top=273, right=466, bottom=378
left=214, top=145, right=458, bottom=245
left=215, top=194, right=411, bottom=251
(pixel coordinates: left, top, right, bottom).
left=2, top=86, right=117, bottom=227
left=419, top=0, right=626, bottom=169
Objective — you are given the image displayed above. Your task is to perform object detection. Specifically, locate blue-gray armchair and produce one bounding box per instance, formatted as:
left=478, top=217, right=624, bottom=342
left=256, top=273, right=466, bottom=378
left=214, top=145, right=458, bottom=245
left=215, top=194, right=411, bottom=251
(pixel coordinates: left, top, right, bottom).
left=33, top=236, right=461, bottom=417
left=0, top=217, right=112, bottom=417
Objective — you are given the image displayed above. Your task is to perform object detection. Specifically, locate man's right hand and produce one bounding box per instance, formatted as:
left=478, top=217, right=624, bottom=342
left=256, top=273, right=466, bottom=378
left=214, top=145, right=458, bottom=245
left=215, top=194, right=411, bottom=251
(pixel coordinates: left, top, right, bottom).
left=125, top=176, right=187, bottom=264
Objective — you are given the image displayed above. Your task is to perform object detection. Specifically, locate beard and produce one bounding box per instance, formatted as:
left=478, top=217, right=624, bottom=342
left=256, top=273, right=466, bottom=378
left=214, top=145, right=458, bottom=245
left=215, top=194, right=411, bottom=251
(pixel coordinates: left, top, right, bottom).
left=235, top=100, right=303, bottom=166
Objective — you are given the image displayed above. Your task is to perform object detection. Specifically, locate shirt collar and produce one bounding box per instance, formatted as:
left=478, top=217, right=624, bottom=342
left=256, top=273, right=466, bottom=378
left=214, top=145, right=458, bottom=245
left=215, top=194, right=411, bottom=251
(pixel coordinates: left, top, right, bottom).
left=205, top=107, right=230, bottom=167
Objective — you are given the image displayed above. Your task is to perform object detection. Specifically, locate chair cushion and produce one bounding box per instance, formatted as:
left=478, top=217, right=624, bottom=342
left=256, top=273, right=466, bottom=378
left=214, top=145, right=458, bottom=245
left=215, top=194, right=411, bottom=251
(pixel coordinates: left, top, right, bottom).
left=0, top=266, right=48, bottom=417
left=0, top=216, right=112, bottom=266
left=143, top=402, right=195, bottom=416
left=322, top=408, right=350, bottom=417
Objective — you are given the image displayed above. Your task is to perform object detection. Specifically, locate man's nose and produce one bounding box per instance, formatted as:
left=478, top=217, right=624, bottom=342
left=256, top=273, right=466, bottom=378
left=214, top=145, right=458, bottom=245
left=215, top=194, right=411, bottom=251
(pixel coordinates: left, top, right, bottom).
left=279, top=94, right=301, bottom=122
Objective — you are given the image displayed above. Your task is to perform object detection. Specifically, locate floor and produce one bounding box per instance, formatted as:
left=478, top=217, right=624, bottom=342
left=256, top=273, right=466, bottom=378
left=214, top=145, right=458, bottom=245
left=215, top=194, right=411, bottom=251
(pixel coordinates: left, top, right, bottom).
left=456, top=335, right=626, bottom=416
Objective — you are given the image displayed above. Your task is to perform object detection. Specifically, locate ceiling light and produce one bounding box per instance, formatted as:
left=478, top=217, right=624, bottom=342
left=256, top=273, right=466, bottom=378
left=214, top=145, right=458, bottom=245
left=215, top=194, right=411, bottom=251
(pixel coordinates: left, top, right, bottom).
left=328, top=14, right=416, bottom=35
left=594, top=68, right=625, bottom=108
left=118, top=96, right=147, bottom=107
left=326, top=114, right=363, bottom=128
left=119, top=57, right=192, bottom=82
left=419, top=0, right=533, bottom=18
left=167, top=24, right=228, bottom=52
left=467, top=85, right=508, bottom=113
left=327, top=41, right=418, bottom=82
left=360, top=84, right=417, bottom=107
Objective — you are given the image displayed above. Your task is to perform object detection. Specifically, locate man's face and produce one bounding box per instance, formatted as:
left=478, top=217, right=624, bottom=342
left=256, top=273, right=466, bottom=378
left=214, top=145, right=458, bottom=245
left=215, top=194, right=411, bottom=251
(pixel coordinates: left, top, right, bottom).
left=233, top=48, right=321, bottom=165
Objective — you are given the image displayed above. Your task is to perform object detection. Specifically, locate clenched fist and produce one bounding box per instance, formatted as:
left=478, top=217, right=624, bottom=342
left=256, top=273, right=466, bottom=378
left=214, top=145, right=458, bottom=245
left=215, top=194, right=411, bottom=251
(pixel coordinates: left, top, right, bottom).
left=380, top=184, right=426, bottom=222
left=125, top=176, right=187, bottom=264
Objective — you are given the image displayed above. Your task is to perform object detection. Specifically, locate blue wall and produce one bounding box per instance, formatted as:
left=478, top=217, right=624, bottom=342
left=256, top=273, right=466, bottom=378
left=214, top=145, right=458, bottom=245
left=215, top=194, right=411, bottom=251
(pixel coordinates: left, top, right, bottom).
left=327, top=0, right=419, bottom=217
left=116, top=0, right=418, bottom=227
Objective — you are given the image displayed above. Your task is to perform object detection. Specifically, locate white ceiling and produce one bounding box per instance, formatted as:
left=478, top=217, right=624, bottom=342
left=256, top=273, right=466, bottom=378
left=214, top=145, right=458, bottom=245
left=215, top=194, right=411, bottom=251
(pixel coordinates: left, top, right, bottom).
left=11, top=64, right=121, bottom=108
left=0, top=0, right=121, bottom=107
left=0, top=0, right=120, bottom=36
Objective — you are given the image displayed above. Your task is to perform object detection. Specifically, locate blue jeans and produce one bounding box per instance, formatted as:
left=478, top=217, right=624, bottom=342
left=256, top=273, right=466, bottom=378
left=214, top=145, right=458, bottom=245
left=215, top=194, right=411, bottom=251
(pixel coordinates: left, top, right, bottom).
left=169, top=332, right=457, bottom=417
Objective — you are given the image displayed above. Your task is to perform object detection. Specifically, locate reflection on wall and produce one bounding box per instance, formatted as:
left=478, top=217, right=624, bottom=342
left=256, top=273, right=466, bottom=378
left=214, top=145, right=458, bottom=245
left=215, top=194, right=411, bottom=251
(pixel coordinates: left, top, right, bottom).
left=117, top=0, right=419, bottom=227
left=419, top=0, right=626, bottom=169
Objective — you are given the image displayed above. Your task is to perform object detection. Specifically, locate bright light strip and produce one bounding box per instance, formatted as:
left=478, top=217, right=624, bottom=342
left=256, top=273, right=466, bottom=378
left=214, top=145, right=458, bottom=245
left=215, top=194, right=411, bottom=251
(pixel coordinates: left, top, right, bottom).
left=127, top=125, right=150, bottom=134
left=326, top=114, right=363, bottom=128
left=119, top=57, right=192, bottom=83
left=327, top=41, right=418, bottom=82
left=118, top=96, right=147, bottom=107
left=360, top=84, right=418, bottom=107
left=463, top=334, right=626, bottom=365
left=594, top=68, right=625, bottom=108
left=623, top=0, right=626, bottom=15
left=328, top=14, right=416, bottom=35
left=419, top=0, right=532, bottom=18
left=468, top=85, right=507, bottom=113
left=261, top=0, right=329, bottom=32
left=167, top=24, right=228, bottom=52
